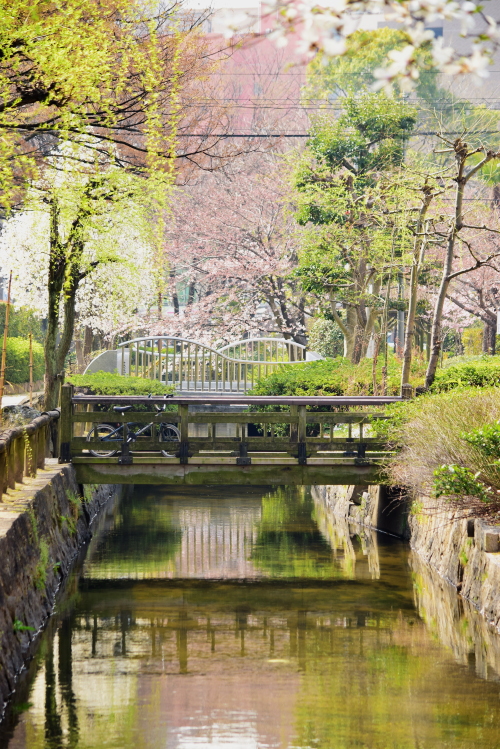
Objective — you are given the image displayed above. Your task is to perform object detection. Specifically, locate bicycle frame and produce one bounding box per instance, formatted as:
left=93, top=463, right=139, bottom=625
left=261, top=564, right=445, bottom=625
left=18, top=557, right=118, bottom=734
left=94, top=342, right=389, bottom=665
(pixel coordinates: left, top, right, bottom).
left=99, top=421, right=155, bottom=443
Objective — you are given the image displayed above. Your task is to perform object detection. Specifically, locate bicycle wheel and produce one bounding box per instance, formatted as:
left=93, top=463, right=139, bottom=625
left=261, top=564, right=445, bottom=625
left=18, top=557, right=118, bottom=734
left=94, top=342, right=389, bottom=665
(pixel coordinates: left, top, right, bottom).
left=86, top=424, right=120, bottom=457
left=159, top=423, right=180, bottom=457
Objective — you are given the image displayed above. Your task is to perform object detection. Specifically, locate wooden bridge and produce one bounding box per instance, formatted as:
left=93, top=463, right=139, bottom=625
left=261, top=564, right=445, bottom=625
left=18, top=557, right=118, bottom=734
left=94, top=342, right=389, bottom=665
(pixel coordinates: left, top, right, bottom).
left=60, top=385, right=402, bottom=486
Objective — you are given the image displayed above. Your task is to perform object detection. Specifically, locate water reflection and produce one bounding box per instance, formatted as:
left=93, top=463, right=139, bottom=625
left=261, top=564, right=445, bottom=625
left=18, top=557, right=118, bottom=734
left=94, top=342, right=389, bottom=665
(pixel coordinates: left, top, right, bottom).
left=3, top=485, right=500, bottom=749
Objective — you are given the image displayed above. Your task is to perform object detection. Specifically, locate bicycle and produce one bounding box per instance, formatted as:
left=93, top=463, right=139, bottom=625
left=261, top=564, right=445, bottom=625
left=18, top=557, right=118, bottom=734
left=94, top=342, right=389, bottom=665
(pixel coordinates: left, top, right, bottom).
left=86, top=404, right=180, bottom=457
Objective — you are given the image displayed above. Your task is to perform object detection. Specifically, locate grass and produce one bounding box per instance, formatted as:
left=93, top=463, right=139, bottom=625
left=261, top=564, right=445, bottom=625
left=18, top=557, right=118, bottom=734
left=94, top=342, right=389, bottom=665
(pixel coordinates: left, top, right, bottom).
left=380, top=387, right=500, bottom=517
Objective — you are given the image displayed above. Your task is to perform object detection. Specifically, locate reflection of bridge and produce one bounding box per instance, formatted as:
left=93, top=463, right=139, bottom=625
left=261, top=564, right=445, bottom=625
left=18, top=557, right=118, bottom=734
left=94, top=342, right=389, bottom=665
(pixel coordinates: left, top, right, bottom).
left=61, top=385, right=402, bottom=486
left=88, top=336, right=308, bottom=393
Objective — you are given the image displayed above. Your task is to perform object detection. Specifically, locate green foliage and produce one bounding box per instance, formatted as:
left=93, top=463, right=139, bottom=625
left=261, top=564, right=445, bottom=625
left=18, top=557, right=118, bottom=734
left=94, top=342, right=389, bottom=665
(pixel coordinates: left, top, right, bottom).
left=0, top=304, right=44, bottom=343
left=383, top=387, right=500, bottom=508
left=462, top=422, right=500, bottom=457
left=305, top=29, right=443, bottom=102
left=307, top=318, right=344, bottom=358
left=4, top=337, right=44, bottom=383
left=432, top=357, right=500, bottom=392
left=60, top=515, right=77, bottom=536
left=433, top=464, right=490, bottom=501
left=67, top=371, right=175, bottom=396
left=291, top=92, right=417, bottom=360
left=251, top=355, right=425, bottom=397
left=0, top=0, right=178, bottom=210
left=35, top=539, right=49, bottom=591
left=303, top=95, right=416, bottom=183
left=461, top=327, right=484, bottom=355
left=12, top=620, right=35, bottom=633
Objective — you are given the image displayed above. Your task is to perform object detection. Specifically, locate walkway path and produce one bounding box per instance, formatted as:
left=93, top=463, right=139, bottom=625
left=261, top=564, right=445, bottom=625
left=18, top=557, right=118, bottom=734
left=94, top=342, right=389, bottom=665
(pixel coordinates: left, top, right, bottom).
left=0, top=394, right=29, bottom=407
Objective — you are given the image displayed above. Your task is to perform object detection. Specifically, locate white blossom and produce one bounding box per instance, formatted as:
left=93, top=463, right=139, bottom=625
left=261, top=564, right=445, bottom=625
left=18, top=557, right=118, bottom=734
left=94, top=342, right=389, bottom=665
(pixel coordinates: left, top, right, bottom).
left=220, top=0, right=498, bottom=91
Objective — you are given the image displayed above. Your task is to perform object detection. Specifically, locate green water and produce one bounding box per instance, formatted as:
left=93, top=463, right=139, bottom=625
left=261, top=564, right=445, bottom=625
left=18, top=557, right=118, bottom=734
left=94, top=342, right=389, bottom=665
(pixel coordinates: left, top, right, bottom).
left=3, top=485, right=500, bottom=749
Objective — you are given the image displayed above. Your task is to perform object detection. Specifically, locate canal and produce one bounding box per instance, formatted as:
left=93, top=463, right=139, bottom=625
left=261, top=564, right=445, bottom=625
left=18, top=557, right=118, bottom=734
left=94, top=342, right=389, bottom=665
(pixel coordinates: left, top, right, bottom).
left=2, top=484, right=500, bottom=748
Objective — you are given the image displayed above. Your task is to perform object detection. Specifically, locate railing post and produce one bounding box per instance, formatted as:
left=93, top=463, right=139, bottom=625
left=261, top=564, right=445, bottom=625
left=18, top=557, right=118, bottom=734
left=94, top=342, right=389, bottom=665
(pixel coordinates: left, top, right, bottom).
left=59, top=383, right=74, bottom=463
left=14, top=434, right=24, bottom=482
left=178, top=404, right=189, bottom=464
left=298, top=405, right=307, bottom=465
left=26, top=430, right=37, bottom=477
left=401, top=383, right=414, bottom=400
left=290, top=405, right=298, bottom=443
left=7, top=437, right=16, bottom=489
left=37, top=425, right=46, bottom=469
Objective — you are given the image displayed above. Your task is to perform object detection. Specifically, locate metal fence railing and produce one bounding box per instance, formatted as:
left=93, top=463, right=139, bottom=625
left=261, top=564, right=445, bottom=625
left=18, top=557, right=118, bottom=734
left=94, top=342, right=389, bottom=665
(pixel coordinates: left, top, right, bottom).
left=117, top=337, right=307, bottom=392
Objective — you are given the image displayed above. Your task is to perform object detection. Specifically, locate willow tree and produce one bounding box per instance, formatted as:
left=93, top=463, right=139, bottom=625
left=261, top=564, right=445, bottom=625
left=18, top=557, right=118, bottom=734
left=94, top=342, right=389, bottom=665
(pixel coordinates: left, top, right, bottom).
left=293, top=94, right=416, bottom=362
left=0, top=0, right=227, bottom=213
left=1, top=0, right=225, bottom=406
left=0, top=167, right=158, bottom=408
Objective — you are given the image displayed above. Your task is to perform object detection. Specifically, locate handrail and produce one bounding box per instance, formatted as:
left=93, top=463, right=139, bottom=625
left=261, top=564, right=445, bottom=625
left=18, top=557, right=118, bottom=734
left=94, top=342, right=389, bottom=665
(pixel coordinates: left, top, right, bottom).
left=0, top=409, right=60, bottom=499
left=72, top=395, right=402, bottom=405
left=218, top=337, right=306, bottom=362
left=116, top=335, right=309, bottom=392
left=118, top=336, right=306, bottom=364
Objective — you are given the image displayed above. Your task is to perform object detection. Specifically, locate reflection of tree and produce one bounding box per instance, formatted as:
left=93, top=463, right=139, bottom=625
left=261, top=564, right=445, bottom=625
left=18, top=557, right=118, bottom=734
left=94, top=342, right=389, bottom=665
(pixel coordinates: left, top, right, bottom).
left=251, top=487, right=340, bottom=578
left=86, top=491, right=181, bottom=577
left=291, top=609, right=500, bottom=749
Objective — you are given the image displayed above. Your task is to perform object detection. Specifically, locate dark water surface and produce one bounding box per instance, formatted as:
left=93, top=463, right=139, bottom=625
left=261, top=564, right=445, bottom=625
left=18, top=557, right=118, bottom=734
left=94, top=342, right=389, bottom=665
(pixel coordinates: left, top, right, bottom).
left=3, top=485, right=500, bottom=749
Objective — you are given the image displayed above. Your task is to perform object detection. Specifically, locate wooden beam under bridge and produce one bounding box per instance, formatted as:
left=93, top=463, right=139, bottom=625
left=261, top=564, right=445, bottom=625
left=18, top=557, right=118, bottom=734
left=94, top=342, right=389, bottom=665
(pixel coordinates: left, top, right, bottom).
left=72, top=457, right=383, bottom=486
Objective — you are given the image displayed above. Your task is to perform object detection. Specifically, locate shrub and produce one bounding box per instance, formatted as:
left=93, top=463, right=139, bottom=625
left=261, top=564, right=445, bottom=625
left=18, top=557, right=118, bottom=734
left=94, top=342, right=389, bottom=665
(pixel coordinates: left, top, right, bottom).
left=432, top=356, right=500, bottom=392
left=461, top=421, right=500, bottom=457
left=0, top=304, right=44, bottom=344
left=67, top=371, right=175, bottom=396
left=251, top=354, right=426, bottom=397
left=4, top=337, right=44, bottom=384
left=433, top=464, right=490, bottom=502
left=384, top=387, right=500, bottom=509
left=307, top=318, right=344, bottom=358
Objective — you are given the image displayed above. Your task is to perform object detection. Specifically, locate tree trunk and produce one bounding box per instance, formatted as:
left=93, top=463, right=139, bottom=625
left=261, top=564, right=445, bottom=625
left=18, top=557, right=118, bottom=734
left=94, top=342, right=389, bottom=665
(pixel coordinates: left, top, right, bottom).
left=401, top=191, right=432, bottom=386
left=426, top=169, right=465, bottom=387
left=44, top=198, right=65, bottom=410
left=482, top=320, right=496, bottom=355
left=75, top=333, right=85, bottom=373
left=83, top=326, right=92, bottom=359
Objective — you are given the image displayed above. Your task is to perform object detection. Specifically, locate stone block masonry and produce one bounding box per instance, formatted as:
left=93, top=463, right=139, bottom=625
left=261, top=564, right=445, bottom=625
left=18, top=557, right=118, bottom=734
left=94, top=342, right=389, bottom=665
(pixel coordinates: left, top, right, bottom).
left=0, top=459, right=118, bottom=714
left=312, top=484, right=500, bottom=636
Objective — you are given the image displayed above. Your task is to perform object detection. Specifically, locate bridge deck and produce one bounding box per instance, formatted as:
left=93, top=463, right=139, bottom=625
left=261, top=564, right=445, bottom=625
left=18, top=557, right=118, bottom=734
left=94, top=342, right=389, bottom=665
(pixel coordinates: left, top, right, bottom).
left=61, top=387, right=400, bottom=486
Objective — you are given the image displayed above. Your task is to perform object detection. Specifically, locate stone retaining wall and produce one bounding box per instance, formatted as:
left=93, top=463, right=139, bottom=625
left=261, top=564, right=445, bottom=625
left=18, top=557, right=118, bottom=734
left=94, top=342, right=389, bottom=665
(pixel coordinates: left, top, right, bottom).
left=312, top=484, right=500, bottom=633
left=0, top=461, right=118, bottom=714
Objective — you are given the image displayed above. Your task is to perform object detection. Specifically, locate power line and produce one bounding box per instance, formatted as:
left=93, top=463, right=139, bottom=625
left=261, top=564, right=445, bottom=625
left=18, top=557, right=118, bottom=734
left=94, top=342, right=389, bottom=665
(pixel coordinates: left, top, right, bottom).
left=179, top=131, right=500, bottom=137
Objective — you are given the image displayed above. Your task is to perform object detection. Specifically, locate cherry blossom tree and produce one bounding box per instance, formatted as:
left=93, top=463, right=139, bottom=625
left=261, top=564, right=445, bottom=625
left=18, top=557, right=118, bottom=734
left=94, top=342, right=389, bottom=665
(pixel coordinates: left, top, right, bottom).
left=224, top=0, right=500, bottom=93
left=156, top=157, right=309, bottom=344
left=447, top=261, right=500, bottom=355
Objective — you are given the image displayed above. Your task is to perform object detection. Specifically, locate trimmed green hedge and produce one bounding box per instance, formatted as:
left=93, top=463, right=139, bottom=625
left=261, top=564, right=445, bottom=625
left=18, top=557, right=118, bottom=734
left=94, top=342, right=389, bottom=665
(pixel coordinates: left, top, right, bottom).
left=250, top=355, right=426, bottom=397
left=67, top=371, right=175, bottom=396
left=432, top=356, right=500, bottom=392
left=251, top=354, right=500, bottom=399
left=0, top=304, right=45, bottom=343
left=4, top=337, right=44, bottom=384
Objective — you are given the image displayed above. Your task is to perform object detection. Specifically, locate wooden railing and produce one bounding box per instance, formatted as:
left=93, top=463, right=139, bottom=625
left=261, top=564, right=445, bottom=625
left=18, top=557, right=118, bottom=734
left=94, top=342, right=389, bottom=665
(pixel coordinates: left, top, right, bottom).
left=0, top=409, right=60, bottom=499
left=117, top=336, right=307, bottom=392
left=62, top=385, right=400, bottom=467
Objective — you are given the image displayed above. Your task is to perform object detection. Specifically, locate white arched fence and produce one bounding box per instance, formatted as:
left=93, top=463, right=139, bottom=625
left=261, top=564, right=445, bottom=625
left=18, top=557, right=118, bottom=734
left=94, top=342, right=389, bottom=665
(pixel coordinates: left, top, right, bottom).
left=218, top=337, right=305, bottom=362
left=114, top=336, right=308, bottom=392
